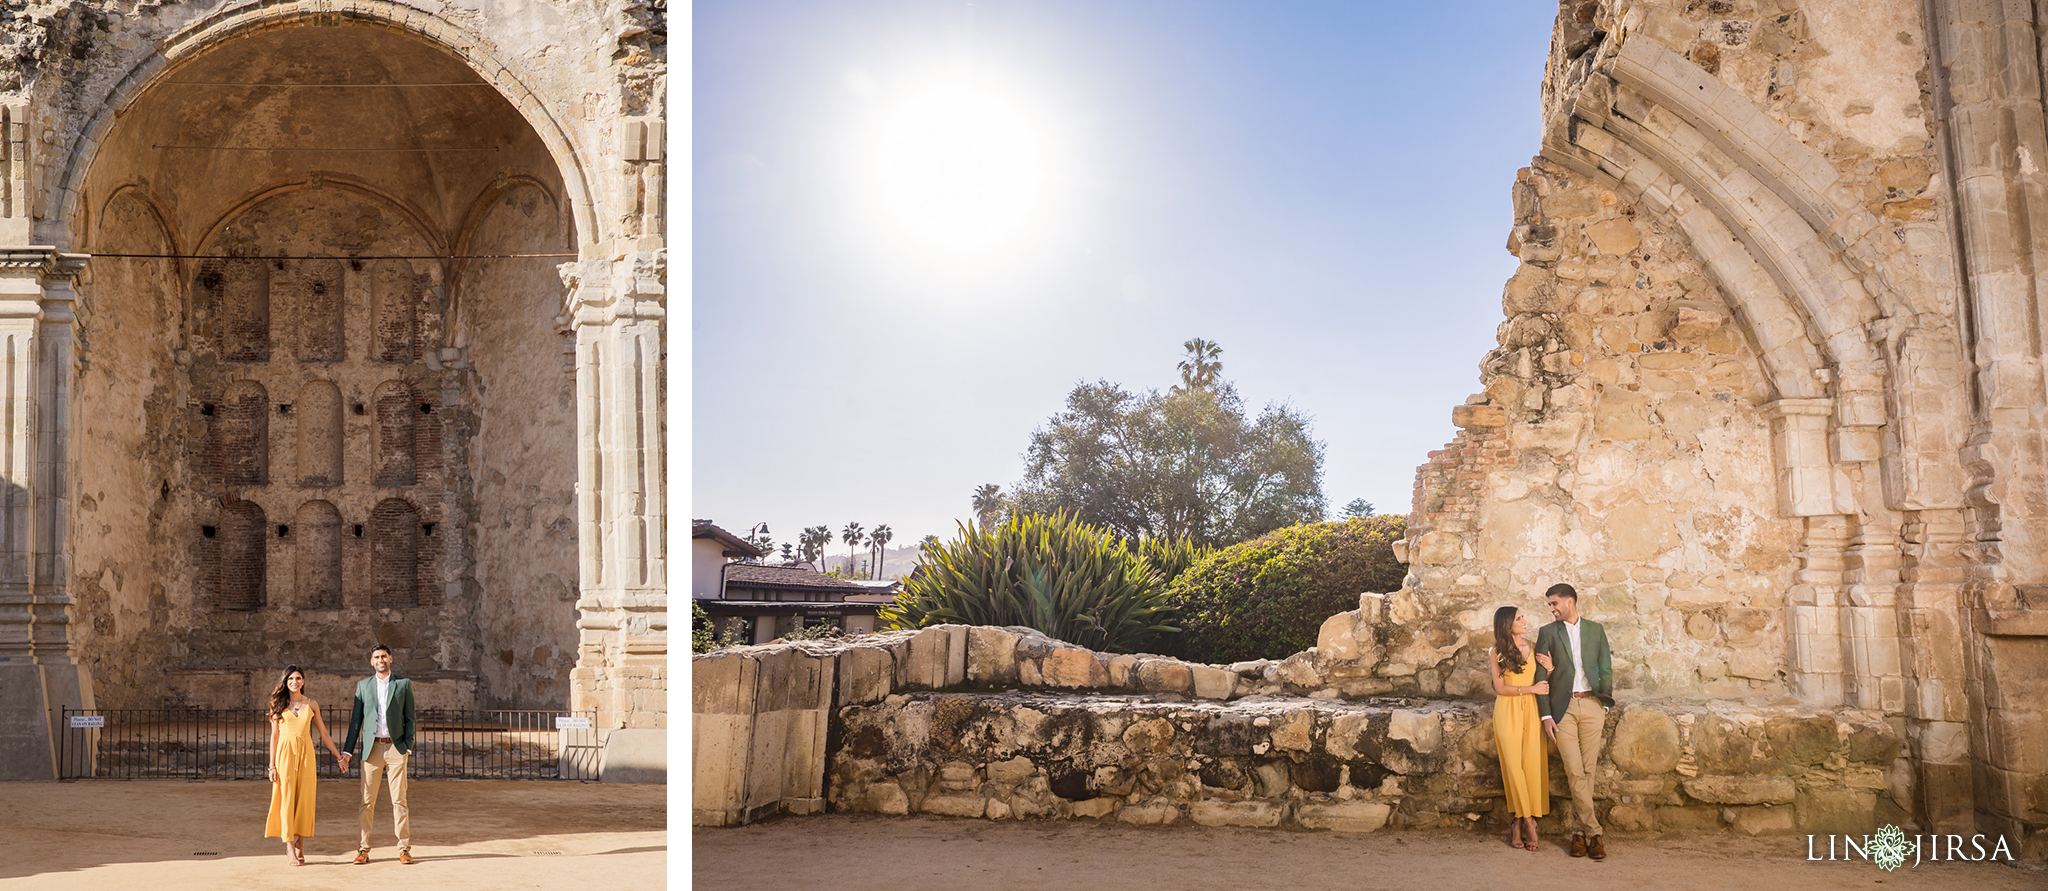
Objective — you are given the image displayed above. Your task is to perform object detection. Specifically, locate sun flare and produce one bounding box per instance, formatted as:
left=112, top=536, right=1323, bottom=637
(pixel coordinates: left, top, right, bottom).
left=871, top=82, right=1049, bottom=256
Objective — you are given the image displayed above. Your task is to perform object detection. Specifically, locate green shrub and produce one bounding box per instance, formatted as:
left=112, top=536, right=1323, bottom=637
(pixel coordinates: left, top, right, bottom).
left=1136, top=534, right=1211, bottom=587
left=691, top=601, right=749, bottom=653
left=881, top=512, right=1179, bottom=653
left=1161, top=515, right=1406, bottom=664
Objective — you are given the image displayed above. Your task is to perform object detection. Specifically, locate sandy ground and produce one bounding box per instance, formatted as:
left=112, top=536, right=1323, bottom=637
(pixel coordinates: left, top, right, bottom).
left=693, top=814, right=2044, bottom=891
left=2, top=779, right=665, bottom=890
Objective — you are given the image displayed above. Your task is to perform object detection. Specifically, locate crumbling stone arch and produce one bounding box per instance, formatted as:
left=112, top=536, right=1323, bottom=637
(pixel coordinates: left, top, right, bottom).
left=52, top=0, right=602, bottom=253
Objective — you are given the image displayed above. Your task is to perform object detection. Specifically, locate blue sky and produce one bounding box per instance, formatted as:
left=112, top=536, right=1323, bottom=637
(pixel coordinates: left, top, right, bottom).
left=692, top=1, right=1557, bottom=557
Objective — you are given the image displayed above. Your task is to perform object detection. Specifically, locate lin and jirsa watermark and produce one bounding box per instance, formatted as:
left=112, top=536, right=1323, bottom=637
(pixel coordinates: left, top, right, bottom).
left=1809, top=824, right=2017, bottom=870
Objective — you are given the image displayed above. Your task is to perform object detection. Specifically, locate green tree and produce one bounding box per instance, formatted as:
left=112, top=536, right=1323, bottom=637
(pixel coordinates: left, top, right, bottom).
left=1341, top=498, right=1376, bottom=519
left=1008, top=342, right=1325, bottom=548
left=883, top=512, right=1178, bottom=653
left=971, top=483, right=1007, bottom=528
left=1161, top=515, right=1407, bottom=664
left=841, top=521, right=864, bottom=575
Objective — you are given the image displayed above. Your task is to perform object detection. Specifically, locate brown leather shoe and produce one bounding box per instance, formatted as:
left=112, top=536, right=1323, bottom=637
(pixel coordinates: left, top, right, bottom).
left=353, top=850, right=370, bottom=865
left=1569, top=833, right=1588, bottom=858
left=1588, top=835, right=1607, bottom=861
left=399, top=849, right=415, bottom=865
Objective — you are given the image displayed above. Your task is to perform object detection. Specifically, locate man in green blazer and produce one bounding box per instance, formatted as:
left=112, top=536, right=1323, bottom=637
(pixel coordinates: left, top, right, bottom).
left=345, top=643, right=418, bottom=864
left=1531, top=583, right=1613, bottom=861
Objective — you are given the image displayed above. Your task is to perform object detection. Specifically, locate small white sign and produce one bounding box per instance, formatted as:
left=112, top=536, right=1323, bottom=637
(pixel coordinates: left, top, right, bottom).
left=554, top=716, right=590, bottom=730
left=69, top=715, right=104, bottom=728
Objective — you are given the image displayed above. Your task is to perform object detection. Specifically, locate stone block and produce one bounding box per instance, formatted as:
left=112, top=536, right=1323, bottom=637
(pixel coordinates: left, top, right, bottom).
left=1413, top=531, right=1464, bottom=565
left=1271, top=711, right=1314, bottom=752
left=1606, top=803, right=1654, bottom=832
left=1594, top=388, right=1650, bottom=440
left=1728, top=805, right=1796, bottom=835
left=1683, top=775, right=1796, bottom=805
left=1794, top=788, right=1876, bottom=834
left=1135, top=659, right=1194, bottom=696
left=1388, top=710, right=1441, bottom=754
left=1270, top=652, right=1323, bottom=689
left=1609, top=708, right=1681, bottom=776
left=899, top=627, right=953, bottom=689
left=1727, top=648, right=1778, bottom=680
left=1297, top=801, right=1392, bottom=833
left=1190, top=799, right=1283, bottom=828
left=1040, top=647, right=1109, bottom=688
left=1764, top=716, right=1837, bottom=767
left=1189, top=664, right=1237, bottom=700
left=1655, top=806, right=1724, bottom=832
left=601, top=728, right=667, bottom=784
left=1452, top=404, right=1507, bottom=429
left=945, top=625, right=969, bottom=686
left=1118, top=801, right=1182, bottom=825
left=838, top=646, right=894, bottom=705
left=966, top=626, right=1019, bottom=686
left=920, top=793, right=988, bottom=818
left=1122, top=717, right=1176, bottom=756
left=1585, top=218, right=1641, bottom=256
left=1318, top=612, right=1363, bottom=660
left=868, top=782, right=909, bottom=815
left=1072, top=797, right=1118, bottom=819
left=987, top=756, right=1035, bottom=786
left=1107, top=654, right=1140, bottom=687
left=938, top=761, right=978, bottom=792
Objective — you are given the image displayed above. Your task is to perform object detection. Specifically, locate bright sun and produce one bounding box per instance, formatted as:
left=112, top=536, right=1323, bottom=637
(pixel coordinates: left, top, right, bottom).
left=872, top=82, right=1049, bottom=257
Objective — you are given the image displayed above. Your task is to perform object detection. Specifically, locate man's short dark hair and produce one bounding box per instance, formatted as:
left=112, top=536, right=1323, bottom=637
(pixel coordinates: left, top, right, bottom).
left=370, top=643, right=393, bottom=656
left=1544, top=583, right=1578, bottom=601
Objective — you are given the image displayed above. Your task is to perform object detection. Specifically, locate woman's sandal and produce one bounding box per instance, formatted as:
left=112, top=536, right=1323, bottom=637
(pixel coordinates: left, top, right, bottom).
left=1525, top=819, right=1540, bottom=852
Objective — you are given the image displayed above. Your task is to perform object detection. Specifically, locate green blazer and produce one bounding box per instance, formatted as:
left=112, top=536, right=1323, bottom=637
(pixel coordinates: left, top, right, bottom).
left=1531, top=618, right=1613, bottom=723
left=345, top=675, right=418, bottom=757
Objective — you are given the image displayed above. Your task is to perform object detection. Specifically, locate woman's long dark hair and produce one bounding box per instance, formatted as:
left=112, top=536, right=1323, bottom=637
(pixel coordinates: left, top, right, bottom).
left=267, top=665, right=304, bottom=721
left=1492, top=606, right=1526, bottom=675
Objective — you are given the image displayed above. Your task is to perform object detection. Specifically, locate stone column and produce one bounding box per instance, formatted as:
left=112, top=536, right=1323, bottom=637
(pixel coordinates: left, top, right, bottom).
left=0, top=248, right=92, bottom=781
left=1897, top=509, right=1977, bottom=832
left=562, top=246, right=666, bottom=750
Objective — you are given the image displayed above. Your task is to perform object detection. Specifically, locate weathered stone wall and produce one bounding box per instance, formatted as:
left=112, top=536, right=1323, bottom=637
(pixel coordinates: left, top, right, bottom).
left=1381, top=0, right=2048, bottom=856
left=694, top=633, right=1908, bottom=837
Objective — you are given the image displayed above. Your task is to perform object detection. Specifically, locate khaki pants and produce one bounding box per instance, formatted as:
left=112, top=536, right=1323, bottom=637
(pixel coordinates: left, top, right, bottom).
left=359, top=739, right=410, bottom=851
left=1552, top=695, right=1605, bottom=836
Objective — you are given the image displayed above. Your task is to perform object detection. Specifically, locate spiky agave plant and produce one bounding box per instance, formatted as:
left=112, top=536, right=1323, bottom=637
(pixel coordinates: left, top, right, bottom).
left=881, top=512, right=1179, bottom=653
left=1136, top=534, right=1210, bottom=587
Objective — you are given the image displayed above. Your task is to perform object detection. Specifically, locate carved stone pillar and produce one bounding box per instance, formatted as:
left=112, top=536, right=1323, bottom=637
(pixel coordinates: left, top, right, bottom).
left=1788, top=515, right=1849, bottom=706
left=1897, top=509, right=1976, bottom=832
left=562, top=248, right=666, bottom=737
left=0, top=248, right=92, bottom=780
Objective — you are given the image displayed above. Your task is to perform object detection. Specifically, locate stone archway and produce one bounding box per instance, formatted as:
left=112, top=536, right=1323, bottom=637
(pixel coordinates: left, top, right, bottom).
left=58, top=20, right=584, bottom=714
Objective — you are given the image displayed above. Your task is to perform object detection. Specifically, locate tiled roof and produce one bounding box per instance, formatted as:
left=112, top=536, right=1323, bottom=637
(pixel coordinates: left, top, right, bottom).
left=692, top=519, right=766, bottom=558
left=722, top=563, right=873, bottom=594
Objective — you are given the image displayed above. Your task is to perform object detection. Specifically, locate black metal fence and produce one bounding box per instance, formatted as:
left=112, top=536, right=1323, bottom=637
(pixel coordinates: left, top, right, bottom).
left=57, top=708, right=601, bottom=780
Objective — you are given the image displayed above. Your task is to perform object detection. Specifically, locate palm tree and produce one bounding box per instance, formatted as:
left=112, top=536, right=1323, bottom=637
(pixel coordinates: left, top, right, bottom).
left=1176, top=338, right=1224, bottom=392
left=868, top=524, right=893, bottom=579
left=971, top=484, right=1005, bottom=528
left=800, top=525, right=831, bottom=565
left=841, top=522, right=864, bottom=575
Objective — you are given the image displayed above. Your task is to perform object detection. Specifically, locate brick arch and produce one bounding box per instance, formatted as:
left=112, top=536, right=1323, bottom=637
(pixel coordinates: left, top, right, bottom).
left=217, top=379, right=269, bottom=486
left=53, top=0, right=600, bottom=252
left=369, top=497, right=422, bottom=609
left=371, top=381, right=420, bottom=487
left=293, top=499, right=344, bottom=609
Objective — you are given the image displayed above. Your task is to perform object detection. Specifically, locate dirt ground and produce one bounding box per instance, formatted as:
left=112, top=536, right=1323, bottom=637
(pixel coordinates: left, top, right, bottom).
left=693, top=814, right=2044, bottom=891
left=1, top=779, right=665, bottom=890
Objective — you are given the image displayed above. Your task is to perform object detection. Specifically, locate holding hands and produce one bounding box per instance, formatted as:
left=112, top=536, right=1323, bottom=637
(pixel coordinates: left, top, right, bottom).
left=337, top=751, right=352, bottom=772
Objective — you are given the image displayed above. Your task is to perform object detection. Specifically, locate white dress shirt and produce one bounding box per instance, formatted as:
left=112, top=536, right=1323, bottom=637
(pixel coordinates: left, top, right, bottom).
left=1565, top=619, right=1591, bottom=694
left=374, top=675, right=392, bottom=739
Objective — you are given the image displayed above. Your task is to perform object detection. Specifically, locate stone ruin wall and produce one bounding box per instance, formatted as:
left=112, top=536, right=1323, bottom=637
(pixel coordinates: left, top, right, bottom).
left=695, top=629, right=1909, bottom=838
left=5, top=0, right=664, bottom=716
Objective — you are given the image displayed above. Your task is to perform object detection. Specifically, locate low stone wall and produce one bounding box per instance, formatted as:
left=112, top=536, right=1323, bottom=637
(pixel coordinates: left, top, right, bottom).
left=692, top=627, right=1910, bottom=834
left=829, top=692, right=1906, bottom=834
